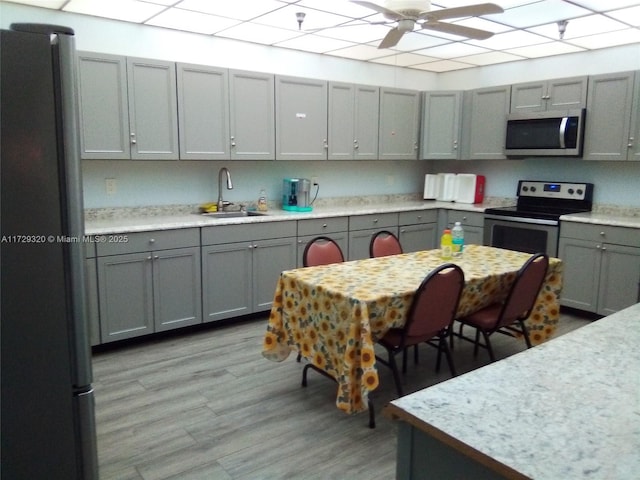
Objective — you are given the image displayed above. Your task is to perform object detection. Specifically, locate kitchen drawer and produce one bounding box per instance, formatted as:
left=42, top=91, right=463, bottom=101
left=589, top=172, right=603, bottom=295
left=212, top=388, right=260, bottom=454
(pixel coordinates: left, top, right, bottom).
left=202, top=221, right=297, bottom=245
left=446, top=210, right=484, bottom=227
left=349, top=212, right=398, bottom=231
left=560, top=222, right=640, bottom=246
left=96, top=228, right=200, bottom=256
left=297, top=216, right=349, bottom=236
left=398, top=209, right=438, bottom=225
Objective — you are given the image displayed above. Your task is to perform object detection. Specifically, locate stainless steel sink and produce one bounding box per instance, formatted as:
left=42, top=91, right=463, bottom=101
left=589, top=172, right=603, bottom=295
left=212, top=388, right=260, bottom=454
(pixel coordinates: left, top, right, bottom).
left=198, top=210, right=267, bottom=218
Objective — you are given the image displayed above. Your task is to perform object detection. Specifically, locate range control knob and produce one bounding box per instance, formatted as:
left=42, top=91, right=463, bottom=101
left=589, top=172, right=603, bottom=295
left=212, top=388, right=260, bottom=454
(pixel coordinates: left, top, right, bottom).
left=568, top=188, right=575, bottom=195
left=577, top=189, right=583, bottom=195
left=530, top=186, right=537, bottom=192
left=522, top=186, right=529, bottom=192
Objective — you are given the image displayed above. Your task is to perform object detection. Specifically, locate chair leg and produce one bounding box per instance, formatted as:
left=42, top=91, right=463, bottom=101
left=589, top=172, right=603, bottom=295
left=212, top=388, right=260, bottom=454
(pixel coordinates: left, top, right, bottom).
left=301, top=363, right=311, bottom=387
left=519, top=319, right=533, bottom=348
left=414, top=344, right=419, bottom=365
left=297, top=352, right=301, bottom=362
left=387, top=352, right=404, bottom=398
left=441, top=337, right=457, bottom=377
left=402, top=348, right=408, bottom=374
left=368, top=398, right=375, bottom=429
left=473, top=329, right=481, bottom=356
left=482, top=331, right=496, bottom=362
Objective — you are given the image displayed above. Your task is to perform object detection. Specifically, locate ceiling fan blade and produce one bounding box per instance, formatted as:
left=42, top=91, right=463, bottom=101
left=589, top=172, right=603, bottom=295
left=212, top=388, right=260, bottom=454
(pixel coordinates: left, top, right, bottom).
left=422, top=3, right=504, bottom=21
left=379, top=27, right=406, bottom=48
left=421, top=21, right=494, bottom=40
left=350, top=0, right=404, bottom=20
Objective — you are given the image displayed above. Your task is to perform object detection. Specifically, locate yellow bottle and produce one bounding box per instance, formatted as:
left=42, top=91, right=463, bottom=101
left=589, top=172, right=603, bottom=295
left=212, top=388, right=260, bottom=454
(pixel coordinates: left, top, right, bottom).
left=441, top=229, right=453, bottom=260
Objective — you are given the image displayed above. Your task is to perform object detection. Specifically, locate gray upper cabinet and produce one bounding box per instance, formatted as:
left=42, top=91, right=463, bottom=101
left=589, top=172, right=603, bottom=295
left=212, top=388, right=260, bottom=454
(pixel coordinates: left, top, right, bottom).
left=630, top=72, right=640, bottom=161
left=420, top=90, right=463, bottom=160
left=379, top=87, right=420, bottom=160
left=328, top=82, right=379, bottom=160
left=77, top=52, right=130, bottom=159
left=127, top=57, right=179, bottom=160
left=510, top=76, right=587, bottom=113
left=462, top=85, right=511, bottom=160
left=275, top=75, right=328, bottom=160
left=583, top=71, right=638, bottom=161
left=176, top=63, right=229, bottom=160
left=229, top=69, right=275, bottom=160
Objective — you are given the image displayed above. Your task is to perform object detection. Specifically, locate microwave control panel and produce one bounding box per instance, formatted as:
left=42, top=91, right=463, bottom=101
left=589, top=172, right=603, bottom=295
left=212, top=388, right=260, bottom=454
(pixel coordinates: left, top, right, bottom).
left=517, top=181, right=593, bottom=201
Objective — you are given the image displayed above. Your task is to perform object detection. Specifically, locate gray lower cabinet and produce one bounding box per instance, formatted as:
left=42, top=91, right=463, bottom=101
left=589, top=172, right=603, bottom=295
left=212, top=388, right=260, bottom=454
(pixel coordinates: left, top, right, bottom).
left=97, top=229, right=201, bottom=343
left=462, top=85, right=511, bottom=160
left=420, top=90, right=463, bottom=160
left=559, top=222, right=640, bottom=315
left=275, top=75, right=328, bottom=160
left=85, top=243, right=100, bottom=346
left=77, top=52, right=130, bottom=159
left=348, top=212, right=398, bottom=260
left=398, top=210, right=438, bottom=253
left=296, top=216, right=349, bottom=266
left=202, top=222, right=297, bottom=322
left=443, top=210, right=484, bottom=246
left=379, top=87, right=421, bottom=160
left=583, top=70, right=638, bottom=161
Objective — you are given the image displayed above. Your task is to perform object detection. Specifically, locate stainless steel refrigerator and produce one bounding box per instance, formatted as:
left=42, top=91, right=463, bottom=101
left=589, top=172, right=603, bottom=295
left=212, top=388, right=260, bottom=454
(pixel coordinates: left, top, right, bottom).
left=1, top=23, right=98, bottom=479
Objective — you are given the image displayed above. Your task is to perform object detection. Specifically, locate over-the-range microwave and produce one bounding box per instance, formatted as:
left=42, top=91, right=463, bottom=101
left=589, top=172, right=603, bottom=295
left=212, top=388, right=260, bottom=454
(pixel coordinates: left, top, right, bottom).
left=505, top=108, right=586, bottom=157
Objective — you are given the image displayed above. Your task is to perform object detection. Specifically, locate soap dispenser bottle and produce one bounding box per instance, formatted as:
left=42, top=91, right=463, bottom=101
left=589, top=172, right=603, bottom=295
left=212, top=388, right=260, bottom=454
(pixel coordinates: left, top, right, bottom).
left=257, top=188, right=268, bottom=212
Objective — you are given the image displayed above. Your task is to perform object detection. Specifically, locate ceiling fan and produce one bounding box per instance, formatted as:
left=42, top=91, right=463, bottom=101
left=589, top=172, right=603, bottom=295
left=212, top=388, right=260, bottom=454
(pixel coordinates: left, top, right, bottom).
left=350, top=0, right=504, bottom=48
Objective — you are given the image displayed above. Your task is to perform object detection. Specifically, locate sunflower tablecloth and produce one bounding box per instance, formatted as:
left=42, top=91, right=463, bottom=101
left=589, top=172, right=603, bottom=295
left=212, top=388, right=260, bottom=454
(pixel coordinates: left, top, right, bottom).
left=262, top=245, right=563, bottom=414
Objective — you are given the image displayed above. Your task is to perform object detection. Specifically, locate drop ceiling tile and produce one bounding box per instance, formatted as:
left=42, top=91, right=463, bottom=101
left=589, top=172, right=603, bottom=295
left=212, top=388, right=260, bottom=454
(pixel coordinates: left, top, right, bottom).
left=326, top=43, right=390, bottom=60
left=569, top=0, right=640, bottom=11
left=311, top=22, right=390, bottom=43
left=566, top=27, right=640, bottom=49
left=467, top=29, right=549, bottom=50
left=370, top=52, right=441, bottom=66
left=379, top=31, right=451, bottom=51
left=606, top=5, right=640, bottom=26
left=63, top=0, right=167, bottom=23
left=414, top=41, right=491, bottom=59
left=275, top=33, right=356, bottom=53
left=456, top=50, right=525, bottom=66
left=411, top=59, right=475, bottom=72
left=175, top=0, right=284, bottom=20
left=296, top=0, right=381, bottom=19
left=495, top=0, right=593, bottom=29
left=138, top=0, right=178, bottom=5
left=506, top=41, right=585, bottom=58
left=216, top=21, right=304, bottom=44
left=145, top=8, right=239, bottom=34
left=450, top=17, right=514, bottom=35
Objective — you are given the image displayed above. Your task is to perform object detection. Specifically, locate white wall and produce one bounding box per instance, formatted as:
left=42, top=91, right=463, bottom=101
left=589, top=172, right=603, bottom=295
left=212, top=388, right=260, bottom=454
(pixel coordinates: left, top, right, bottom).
left=3, top=3, right=639, bottom=209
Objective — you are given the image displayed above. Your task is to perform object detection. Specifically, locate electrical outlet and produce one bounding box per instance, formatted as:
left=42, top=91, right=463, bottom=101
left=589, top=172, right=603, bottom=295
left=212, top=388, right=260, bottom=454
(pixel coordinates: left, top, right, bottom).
left=311, top=176, right=319, bottom=186
left=105, top=178, right=117, bottom=195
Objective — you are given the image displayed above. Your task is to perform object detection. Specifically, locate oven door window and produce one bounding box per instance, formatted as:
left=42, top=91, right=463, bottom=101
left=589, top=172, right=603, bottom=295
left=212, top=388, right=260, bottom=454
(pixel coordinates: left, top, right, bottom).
left=491, top=224, right=550, bottom=254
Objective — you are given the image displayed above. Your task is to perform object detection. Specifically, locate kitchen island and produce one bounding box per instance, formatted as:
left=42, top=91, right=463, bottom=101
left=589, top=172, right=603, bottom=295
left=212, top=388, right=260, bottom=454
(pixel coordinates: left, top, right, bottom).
left=385, top=302, right=640, bottom=480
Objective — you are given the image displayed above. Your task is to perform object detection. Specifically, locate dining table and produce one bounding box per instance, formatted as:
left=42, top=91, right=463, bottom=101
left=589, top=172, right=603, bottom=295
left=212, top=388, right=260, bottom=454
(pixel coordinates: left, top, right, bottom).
left=262, top=244, right=563, bottom=415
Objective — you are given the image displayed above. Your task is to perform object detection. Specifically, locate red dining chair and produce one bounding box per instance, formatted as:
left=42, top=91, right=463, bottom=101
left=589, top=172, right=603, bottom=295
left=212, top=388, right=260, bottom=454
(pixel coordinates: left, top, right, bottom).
left=302, top=236, right=344, bottom=267
left=456, top=252, right=549, bottom=362
left=369, top=230, right=403, bottom=258
left=376, top=263, right=465, bottom=398
left=298, top=236, right=345, bottom=363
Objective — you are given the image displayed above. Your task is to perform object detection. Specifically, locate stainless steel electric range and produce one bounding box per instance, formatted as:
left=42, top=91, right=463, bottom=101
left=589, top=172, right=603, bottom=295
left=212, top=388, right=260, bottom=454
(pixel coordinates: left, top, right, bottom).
left=484, top=180, right=594, bottom=257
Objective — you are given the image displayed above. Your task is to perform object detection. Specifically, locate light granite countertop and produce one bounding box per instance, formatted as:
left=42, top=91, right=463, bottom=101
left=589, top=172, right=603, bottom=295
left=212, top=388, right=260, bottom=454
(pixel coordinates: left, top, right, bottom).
left=561, top=211, right=640, bottom=229
left=84, top=200, right=489, bottom=235
left=385, top=302, right=640, bottom=480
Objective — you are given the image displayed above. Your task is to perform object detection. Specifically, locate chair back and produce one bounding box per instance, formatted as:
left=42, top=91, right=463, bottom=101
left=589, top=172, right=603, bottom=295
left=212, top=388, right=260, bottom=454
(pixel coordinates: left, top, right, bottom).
left=370, top=230, right=403, bottom=258
left=497, top=253, right=549, bottom=328
left=404, top=264, right=465, bottom=341
left=303, top=236, right=344, bottom=267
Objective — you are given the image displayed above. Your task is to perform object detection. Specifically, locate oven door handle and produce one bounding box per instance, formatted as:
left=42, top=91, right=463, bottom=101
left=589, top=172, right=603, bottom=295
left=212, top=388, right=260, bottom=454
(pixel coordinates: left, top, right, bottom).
left=485, top=214, right=558, bottom=226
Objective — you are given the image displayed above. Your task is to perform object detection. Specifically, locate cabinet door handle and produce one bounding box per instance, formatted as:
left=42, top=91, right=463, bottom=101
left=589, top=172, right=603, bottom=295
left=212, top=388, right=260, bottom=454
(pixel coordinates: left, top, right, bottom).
left=130, top=133, right=136, bottom=144
left=153, top=255, right=159, bottom=260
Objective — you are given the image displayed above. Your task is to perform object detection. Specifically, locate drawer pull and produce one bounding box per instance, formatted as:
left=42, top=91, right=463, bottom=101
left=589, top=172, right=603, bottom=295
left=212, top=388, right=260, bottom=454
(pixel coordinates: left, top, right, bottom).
left=149, top=238, right=155, bottom=244
left=322, top=223, right=328, bottom=228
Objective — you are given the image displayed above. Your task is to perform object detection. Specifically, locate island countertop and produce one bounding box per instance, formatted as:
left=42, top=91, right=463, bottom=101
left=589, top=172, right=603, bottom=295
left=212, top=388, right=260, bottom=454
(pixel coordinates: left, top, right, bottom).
left=385, top=302, right=640, bottom=480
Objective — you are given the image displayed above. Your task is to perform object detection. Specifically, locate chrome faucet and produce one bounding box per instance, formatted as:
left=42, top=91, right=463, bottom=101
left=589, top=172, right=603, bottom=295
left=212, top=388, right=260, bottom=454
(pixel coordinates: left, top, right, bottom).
left=217, top=167, right=233, bottom=211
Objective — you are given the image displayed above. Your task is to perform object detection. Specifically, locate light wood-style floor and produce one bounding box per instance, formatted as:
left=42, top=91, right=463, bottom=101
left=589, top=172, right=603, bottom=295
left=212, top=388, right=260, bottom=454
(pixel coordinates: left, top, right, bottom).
left=92, top=310, right=594, bottom=480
